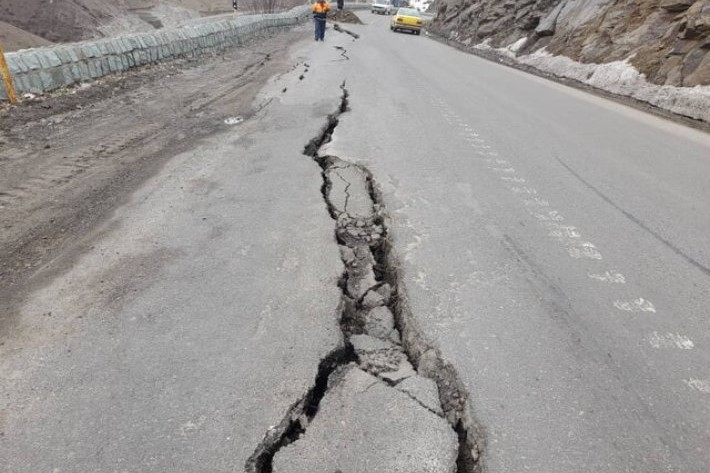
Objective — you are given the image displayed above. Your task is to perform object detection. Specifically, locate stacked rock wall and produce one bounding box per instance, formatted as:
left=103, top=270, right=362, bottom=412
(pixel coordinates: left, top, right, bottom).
left=1, top=6, right=310, bottom=99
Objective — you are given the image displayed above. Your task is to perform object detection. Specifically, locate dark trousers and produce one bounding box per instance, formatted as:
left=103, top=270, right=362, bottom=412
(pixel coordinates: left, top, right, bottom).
left=314, top=17, right=326, bottom=40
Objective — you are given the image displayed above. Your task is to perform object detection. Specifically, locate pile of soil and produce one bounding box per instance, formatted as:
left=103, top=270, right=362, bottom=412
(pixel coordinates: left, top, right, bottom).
left=328, top=9, right=364, bottom=24
left=0, top=21, right=53, bottom=52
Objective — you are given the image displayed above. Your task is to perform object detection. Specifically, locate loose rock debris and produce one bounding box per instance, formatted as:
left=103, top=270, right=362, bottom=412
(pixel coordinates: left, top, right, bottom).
left=245, top=85, right=481, bottom=473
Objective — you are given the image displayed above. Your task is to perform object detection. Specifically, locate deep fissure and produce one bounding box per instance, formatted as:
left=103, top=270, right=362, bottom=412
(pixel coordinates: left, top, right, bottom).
left=246, top=84, right=481, bottom=472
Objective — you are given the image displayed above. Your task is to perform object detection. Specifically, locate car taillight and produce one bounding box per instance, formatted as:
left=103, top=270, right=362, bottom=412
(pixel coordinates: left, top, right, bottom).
left=416, top=20, right=422, bottom=25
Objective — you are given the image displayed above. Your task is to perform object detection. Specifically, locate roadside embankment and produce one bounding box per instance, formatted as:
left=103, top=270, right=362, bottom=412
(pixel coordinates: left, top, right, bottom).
left=0, top=6, right=310, bottom=100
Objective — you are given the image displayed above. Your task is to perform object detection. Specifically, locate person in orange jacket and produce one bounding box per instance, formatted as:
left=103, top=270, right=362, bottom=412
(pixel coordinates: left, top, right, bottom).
left=312, top=0, right=331, bottom=41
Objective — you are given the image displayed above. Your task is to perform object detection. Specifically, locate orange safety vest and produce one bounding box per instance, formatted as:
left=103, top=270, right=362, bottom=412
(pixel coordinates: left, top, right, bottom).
left=312, top=1, right=330, bottom=14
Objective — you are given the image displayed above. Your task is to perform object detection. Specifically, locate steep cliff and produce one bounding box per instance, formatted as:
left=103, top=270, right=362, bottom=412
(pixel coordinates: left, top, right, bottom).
left=430, top=0, right=710, bottom=87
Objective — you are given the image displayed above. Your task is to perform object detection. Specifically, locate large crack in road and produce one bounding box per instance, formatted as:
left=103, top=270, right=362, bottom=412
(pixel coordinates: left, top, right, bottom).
left=245, top=85, right=482, bottom=472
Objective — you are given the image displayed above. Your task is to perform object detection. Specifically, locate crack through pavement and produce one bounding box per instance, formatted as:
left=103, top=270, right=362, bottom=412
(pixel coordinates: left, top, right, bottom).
left=333, top=23, right=360, bottom=39
left=334, top=46, right=350, bottom=61
left=245, top=84, right=482, bottom=472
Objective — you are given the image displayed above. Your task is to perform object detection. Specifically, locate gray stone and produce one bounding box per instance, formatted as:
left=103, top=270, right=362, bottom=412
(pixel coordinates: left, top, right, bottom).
left=361, top=289, right=386, bottom=309
left=52, top=47, right=72, bottom=64
left=397, top=375, right=443, bottom=415
left=345, top=247, right=378, bottom=299
left=96, top=41, right=111, bottom=56
left=27, top=73, right=44, bottom=94
left=350, top=334, right=396, bottom=354
left=87, top=60, right=102, bottom=78
left=339, top=245, right=356, bottom=264
left=660, top=0, right=693, bottom=12
left=6, top=56, right=26, bottom=74
left=375, top=282, right=392, bottom=304
left=37, top=51, right=62, bottom=68
left=536, top=0, right=565, bottom=36
left=364, top=305, right=396, bottom=340
left=325, top=163, right=374, bottom=218
left=77, top=61, right=90, bottom=81
left=379, top=359, right=417, bottom=383
left=21, top=52, right=42, bottom=70
left=272, top=366, right=458, bottom=473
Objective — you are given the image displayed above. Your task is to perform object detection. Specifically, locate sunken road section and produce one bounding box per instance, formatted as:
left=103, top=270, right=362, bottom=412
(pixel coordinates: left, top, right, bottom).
left=245, top=85, right=483, bottom=473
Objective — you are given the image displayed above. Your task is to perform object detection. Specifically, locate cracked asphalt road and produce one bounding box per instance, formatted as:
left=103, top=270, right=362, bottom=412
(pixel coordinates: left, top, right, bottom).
left=323, top=11, right=710, bottom=473
left=0, top=27, right=350, bottom=472
left=2, top=10, right=710, bottom=473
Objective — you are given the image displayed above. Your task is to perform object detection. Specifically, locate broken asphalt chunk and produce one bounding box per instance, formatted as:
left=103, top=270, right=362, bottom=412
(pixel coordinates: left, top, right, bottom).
left=272, top=365, right=458, bottom=473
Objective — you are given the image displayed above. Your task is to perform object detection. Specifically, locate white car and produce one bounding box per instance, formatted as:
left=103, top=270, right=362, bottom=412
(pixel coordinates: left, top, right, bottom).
left=371, top=0, right=394, bottom=15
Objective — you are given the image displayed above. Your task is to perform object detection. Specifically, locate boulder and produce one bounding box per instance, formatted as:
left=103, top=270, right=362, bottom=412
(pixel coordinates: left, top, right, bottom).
left=272, top=366, right=459, bottom=473
left=660, top=0, right=694, bottom=12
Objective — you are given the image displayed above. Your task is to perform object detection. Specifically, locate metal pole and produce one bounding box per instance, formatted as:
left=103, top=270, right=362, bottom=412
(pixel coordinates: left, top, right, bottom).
left=0, top=42, right=18, bottom=104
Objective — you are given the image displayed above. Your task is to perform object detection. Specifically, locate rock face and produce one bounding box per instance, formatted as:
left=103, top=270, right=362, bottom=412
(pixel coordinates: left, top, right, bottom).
left=430, top=0, right=710, bottom=86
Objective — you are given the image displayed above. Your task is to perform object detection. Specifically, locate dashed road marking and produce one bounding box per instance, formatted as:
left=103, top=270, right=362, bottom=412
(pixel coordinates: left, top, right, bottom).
left=589, top=271, right=626, bottom=283
left=684, top=378, right=710, bottom=394
left=568, top=243, right=603, bottom=260
left=613, top=298, right=656, bottom=313
left=426, top=95, right=702, bottom=404
left=648, top=332, right=694, bottom=350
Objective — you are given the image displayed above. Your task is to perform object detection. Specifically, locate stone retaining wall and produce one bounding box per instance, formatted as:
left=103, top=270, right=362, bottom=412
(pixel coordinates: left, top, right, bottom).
left=1, top=6, right=314, bottom=99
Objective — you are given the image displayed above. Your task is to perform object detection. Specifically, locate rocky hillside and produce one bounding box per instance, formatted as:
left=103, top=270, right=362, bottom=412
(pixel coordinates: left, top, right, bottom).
left=430, top=0, right=710, bottom=87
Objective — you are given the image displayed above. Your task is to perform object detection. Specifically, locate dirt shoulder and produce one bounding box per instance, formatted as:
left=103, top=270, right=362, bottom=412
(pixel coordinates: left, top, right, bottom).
left=0, top=26, right=308, bottom=335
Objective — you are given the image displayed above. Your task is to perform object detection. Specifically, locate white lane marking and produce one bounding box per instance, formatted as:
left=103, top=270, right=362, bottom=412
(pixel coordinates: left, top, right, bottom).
left=548, top=225, right=581, bottom=239
left=613, top=298, right=656, bottom=313
left=493, top=167, right=516, bottom=173
left=523, top=197, right=551, bottom=207
left=684, top=378, right=710, bottom=394
left=648, top=332, right=695, bottom=350
left=500, top=176, right=526, bottom=183
left=532, top=211, right=564, bottom=223
left=588, top=271, right=626, bottom=283
left=510, top=186, right=538, bottom=195
left=568, top=243, right=603, bottom=260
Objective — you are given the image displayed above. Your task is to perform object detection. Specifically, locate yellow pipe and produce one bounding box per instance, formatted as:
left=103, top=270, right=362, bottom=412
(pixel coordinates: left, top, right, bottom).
left=0, top=42, right=18, bottom=104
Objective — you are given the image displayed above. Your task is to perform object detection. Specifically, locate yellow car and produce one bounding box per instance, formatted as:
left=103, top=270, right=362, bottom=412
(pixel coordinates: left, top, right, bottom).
left=390, top=8, right=423, bottom=35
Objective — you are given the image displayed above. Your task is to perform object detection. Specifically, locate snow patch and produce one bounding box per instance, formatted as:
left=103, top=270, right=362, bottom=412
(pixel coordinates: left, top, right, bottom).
left=465, top=37, right=710, bottom=123
left=224, top=116, right=244, bottom=125
left=518, top=49, right=710, bottom=123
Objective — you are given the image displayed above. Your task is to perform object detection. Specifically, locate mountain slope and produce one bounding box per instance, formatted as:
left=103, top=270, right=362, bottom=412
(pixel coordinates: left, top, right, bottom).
left=430, top=0, right=710, bottom=86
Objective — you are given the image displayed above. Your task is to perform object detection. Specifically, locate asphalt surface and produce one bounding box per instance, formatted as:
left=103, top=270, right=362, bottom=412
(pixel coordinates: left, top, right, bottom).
left=321, top=12, right=710, bottom=473
left=0, top=31, right=353, bottom=471
left=2, top=11, right=710, bottom=473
